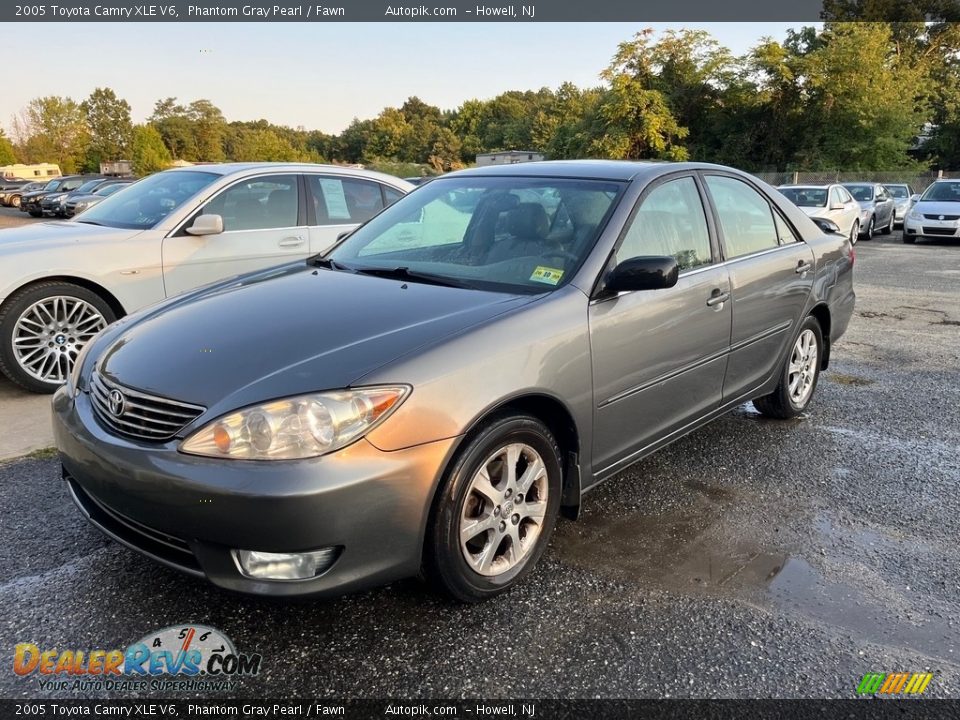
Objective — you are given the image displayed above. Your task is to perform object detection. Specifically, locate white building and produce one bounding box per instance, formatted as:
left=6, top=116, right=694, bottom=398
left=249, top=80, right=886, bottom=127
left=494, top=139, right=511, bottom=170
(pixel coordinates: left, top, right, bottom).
left=475, top=151, right=544, bottom=166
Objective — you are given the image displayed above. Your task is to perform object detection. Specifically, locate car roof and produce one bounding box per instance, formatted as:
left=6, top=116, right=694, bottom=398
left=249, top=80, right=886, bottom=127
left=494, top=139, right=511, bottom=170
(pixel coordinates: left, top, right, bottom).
left=778, top=184, right=832, bottom=189
left=442, top=159, right=758, bottom=183
left=163, top=162, right=412, bottom=188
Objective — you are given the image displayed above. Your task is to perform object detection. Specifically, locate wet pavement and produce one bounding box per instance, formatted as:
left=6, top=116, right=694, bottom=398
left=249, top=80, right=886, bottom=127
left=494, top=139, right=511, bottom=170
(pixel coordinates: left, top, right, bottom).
left=1, top=232, right=958, bottom=699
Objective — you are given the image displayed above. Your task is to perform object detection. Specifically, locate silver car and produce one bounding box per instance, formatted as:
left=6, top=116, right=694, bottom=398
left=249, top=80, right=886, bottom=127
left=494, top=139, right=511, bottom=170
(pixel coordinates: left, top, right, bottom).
left=842, top=183, right=896, bottom=239
left=903, top=179, right=960, bottom=244
left=54, top=161, right=855, bottom=601
left=883, top=183, right=915, bottom=226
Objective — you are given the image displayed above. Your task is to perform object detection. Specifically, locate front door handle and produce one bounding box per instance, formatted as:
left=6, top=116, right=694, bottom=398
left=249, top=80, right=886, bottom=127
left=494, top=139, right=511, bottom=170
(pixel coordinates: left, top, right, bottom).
left=796, top=260, right=813, bottom=274
left=706, top=289, right=730, bottom=307
left=278, top=236, right=305, bottom=248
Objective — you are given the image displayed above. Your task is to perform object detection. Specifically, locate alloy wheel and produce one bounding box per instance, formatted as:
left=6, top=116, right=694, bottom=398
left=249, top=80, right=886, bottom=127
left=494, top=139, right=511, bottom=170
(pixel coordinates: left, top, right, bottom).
left=12, top=296, right=107, bottom=384
left=788, top=329, right=818, bottom=407
left=460, top=442, right=549, bottom=577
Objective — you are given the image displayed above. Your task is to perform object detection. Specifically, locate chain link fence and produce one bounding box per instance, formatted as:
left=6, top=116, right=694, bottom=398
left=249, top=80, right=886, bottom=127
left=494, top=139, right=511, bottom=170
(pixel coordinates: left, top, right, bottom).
left=752, top=170, right=958, bottom=193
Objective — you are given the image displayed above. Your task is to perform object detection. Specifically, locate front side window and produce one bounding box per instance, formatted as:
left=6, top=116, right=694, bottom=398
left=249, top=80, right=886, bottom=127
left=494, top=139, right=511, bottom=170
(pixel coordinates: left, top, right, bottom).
left=705, top=176, right=780, bottom=258
left=202, top=175, right=298, bottom=232
left=830, top=188, right=844, bottom=206
left=328, top=177, right=623, bottom=293
left=307, top=176, right=385, bottom=225
left=616, top=176, right=711, bottom=271
left=774, top=213, right=800, bottom=244
left=76, top=170, right=219, bottom=230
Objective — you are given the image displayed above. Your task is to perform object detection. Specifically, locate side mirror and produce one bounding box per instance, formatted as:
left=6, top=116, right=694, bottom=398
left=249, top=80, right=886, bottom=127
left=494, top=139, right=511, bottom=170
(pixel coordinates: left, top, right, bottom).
left=186, top=213, right=223, bottom=236
left=910, top=194, right=921, bottom=204
left=604, top=256, right=679, bottom=295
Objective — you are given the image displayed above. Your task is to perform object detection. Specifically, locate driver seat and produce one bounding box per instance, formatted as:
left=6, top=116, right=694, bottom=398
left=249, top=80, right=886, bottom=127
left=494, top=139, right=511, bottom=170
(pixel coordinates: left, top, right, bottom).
left=485, top=203, right=558, bottom=263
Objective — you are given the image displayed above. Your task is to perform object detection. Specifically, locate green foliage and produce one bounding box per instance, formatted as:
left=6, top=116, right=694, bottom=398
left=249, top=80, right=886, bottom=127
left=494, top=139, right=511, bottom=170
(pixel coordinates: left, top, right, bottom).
left=0, top=129, right=16, bottom=165
left=82, top=88, right=133, bottom=171
left=15, top=96, right=89, bottom=173
left=130, top=125, right=172, bottom=175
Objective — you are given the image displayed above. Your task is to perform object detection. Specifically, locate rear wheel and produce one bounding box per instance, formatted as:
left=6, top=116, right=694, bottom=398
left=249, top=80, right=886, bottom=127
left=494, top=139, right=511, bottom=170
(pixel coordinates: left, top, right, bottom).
left=0, top=282, right=115, bottom=393
left=754, top=316, right=823, bottom=420
left=425, top=414, right=562, bottom=602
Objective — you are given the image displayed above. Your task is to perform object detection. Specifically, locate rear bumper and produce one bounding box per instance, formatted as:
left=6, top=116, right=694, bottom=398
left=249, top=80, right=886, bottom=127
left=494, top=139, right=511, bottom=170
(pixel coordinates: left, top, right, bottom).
left=53, top=386, right=457, bottom=597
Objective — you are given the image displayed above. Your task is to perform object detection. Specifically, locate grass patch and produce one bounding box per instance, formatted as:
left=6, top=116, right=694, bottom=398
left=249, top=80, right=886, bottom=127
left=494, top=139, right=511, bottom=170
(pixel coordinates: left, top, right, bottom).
left=23, top=446, right=58, bottom=461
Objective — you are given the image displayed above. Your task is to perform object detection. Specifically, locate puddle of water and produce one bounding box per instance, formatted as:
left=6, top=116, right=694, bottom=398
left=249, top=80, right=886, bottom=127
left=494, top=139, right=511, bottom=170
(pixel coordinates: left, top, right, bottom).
left=555, top=491, right=958, bottom=660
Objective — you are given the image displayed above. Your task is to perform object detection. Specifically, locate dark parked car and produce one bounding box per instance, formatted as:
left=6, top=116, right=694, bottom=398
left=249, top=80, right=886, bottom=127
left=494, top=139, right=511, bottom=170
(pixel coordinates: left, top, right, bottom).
left=54, top=160, right=855, bottom=602
left=45, top=177, right=133, bottom=218
left=0, top=179, right=28, bottom=191
left=0, top=181, right=45, bottom=208
left=20, top=176, right=91, bottom=216
left=63, top=179, right=135, bottom=217
left=841, top=182, right=896, bottom=239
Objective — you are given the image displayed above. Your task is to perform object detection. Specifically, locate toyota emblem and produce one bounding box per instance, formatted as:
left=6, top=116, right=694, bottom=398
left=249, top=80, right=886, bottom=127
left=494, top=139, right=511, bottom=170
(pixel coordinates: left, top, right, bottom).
left=108, top=389, right=125, bottom=417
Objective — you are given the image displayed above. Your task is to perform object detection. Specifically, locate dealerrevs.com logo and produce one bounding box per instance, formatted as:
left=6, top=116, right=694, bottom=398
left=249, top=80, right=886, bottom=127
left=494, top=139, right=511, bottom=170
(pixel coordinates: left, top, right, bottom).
left=13, top=624, right=261, bottom=692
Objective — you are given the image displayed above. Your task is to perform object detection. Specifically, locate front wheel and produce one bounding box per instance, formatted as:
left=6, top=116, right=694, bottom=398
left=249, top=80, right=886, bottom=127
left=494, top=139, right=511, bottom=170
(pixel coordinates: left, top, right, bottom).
left=754, top=316, right=823, bottom=420
left=0, top=282, right=115, bottom=393
left=849, top=221, right=859, bottom=245
left=28, top=210, right=42, bottom=218
left=425, top=414, right=562, bottom=602
left=9, top=195, right=21, bottom=208
left=882, top=212, right=893, bottom=235
left=902, top=234, right=917, bottom=244
left=861, top=216, right=874, bottom=239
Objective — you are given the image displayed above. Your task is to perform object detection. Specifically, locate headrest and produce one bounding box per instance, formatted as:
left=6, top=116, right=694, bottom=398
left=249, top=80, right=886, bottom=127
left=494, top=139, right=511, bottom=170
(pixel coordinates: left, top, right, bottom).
left=506, top=203, right=549, bottom=239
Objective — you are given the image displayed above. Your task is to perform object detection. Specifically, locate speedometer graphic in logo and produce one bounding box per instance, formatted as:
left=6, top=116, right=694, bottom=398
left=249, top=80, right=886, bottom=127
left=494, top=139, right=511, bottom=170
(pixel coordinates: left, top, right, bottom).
left=129, top=624, right=236, bottom=675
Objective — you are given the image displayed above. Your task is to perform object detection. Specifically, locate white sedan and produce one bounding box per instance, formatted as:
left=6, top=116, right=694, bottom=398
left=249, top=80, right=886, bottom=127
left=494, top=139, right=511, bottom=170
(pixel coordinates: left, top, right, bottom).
left=777, top=184, right=861, bottom=243
left=0, top=163, right=412, bottom=392
left=903, top=179, right=960, bottom=244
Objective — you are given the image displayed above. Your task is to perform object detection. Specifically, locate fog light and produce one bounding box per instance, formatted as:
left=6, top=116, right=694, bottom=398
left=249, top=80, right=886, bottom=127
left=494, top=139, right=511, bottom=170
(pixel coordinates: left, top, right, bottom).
left=233, top=548, right=338, bottom=580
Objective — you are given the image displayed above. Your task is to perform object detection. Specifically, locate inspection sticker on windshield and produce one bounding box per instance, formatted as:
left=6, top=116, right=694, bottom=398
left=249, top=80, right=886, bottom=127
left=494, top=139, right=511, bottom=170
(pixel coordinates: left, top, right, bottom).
left=530, top=266, right=564, bottom=285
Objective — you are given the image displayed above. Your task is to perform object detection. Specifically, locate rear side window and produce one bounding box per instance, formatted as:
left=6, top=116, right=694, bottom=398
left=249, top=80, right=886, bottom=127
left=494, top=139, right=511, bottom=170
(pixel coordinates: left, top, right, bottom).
left=705, top=176, right=780, bottom=258
left=617, top=176, right=712, bottom=271
left=203, top=175, right=299, bottom=232
left=307, top=176, right=385, bottom=225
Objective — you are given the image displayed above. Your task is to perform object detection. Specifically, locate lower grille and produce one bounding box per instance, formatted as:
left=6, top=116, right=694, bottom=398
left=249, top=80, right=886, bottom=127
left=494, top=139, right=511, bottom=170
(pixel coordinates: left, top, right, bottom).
left=921, top=226, right=957, bottom=236
left=65, top=471, right=202, bottom=575
left=90, top=371, right=205, bottom=441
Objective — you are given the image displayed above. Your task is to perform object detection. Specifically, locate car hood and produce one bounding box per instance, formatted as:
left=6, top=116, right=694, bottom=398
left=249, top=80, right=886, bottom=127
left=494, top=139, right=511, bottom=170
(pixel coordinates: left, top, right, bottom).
left=912, top=201, right=960, bottom=216
left=96, top=265, right=537, bottom=412
left=798, top=206, right=829, bottom=218
left=0, top=221, right=140, bottom=253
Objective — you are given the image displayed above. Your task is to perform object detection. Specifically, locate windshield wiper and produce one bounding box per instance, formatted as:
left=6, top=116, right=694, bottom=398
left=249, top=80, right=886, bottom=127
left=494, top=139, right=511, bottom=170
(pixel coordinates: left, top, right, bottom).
left=350, top=265, right=472, bottom=289
left=309, top=257, right=351, bottom=270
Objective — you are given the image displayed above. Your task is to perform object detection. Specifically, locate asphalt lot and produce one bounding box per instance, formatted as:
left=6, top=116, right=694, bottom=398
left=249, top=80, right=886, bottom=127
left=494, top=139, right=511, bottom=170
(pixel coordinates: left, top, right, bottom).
left=0, top=210, right=959, bottom=699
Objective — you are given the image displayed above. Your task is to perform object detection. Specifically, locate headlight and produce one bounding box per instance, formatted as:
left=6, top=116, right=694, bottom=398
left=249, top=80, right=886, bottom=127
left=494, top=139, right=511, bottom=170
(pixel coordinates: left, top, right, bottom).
left=180, top=386, right=410, bottom=460
left=908, top=209, right=922, bottom=220
left=75, top=201, right=88, bottom=211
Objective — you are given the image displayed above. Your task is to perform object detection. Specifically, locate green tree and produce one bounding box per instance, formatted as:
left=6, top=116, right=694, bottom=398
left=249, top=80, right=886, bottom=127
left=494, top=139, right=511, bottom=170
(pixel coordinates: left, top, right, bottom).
left=187, top=99, right=227, bottom=162
left=82, top=88, right=133, bottom=170
left=149, top=98, right=197, bottom=160
left=0, top=129, right=16, bottom=165
left=16, top=96, right=89, bottom=172
left=130, top=124, right=172, bottom=175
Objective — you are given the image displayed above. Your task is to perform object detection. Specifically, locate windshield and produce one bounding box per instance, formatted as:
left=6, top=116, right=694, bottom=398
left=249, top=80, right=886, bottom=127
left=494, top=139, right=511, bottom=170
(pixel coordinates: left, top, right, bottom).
left=328, top=177, right=624, bottom=293
left=779, top=188, right=827, bottom=207
left=844, top=185, right=874, bottom=201
left=73, top=179, right=104, bottom=194
left=95, top=183, right=129, bottom=197
left=42, top=179, right=61, bottom=191
left=885, top=185, right=909, bottom=198
left=920, top=182, right=960, bottom=202
left=75, top=171, right=219, bottom=229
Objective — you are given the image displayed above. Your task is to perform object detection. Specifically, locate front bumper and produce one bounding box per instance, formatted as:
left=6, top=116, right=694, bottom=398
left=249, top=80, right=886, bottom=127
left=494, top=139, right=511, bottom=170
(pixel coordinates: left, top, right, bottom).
left=53, top=386, right=457, bottom=597
left=903, top=215, right=960, bottom=239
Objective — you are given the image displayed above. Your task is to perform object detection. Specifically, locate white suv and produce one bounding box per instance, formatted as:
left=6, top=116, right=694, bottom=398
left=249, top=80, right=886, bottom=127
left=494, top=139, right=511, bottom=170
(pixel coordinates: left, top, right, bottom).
left=0, top=163, right=412, bottom=392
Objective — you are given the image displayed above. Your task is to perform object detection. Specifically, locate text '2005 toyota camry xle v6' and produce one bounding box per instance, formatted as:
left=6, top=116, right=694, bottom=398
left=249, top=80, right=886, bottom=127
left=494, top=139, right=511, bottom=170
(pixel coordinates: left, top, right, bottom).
left=54, top=161, right=855, bottom=602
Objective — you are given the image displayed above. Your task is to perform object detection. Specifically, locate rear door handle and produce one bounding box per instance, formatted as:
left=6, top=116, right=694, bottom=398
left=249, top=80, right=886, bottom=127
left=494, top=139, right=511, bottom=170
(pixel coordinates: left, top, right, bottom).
left=278, top=236, right=305, bottom=248
left=796, top=260, right=813, bottom=274
left=706, top=290, right=730, bottom=307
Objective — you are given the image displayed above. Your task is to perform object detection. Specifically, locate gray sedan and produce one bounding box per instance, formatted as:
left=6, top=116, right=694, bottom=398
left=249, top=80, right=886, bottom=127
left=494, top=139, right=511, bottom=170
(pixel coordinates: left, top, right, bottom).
left=842, top=182, right=896, bottom=238
left=54, top=161, right=855, bottom=601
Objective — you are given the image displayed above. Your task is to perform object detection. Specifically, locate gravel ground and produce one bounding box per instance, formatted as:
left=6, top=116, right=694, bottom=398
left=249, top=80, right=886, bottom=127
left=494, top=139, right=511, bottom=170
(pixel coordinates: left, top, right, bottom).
left=1, top=230, right=958, bottom=700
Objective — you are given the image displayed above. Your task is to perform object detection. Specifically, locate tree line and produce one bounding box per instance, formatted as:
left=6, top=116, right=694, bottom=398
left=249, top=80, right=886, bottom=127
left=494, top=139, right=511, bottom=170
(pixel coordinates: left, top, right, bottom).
left=4, top=22, right=960, bottom=176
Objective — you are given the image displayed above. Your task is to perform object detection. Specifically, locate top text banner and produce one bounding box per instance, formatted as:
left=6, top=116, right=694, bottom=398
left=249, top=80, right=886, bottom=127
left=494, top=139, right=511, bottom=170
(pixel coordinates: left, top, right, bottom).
left=3, top=0, right=893, bottom=23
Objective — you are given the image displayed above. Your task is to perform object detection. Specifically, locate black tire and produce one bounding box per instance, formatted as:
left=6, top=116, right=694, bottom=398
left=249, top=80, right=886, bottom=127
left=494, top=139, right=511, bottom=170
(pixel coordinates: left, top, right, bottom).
left=425, top=413, right=562, bottom=602
left=882, top=211, right=894, bottom=234
left=849, top=221, right=859, bottom=245
left=902, top=234, right=916, bottom=244
left=0, top=281, right=116, bottom=394
left=28, top=210, right=42, bottom=218
left=861, top=215, right=874, bottom=240
left=754, top=315, right=824, bottom=420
